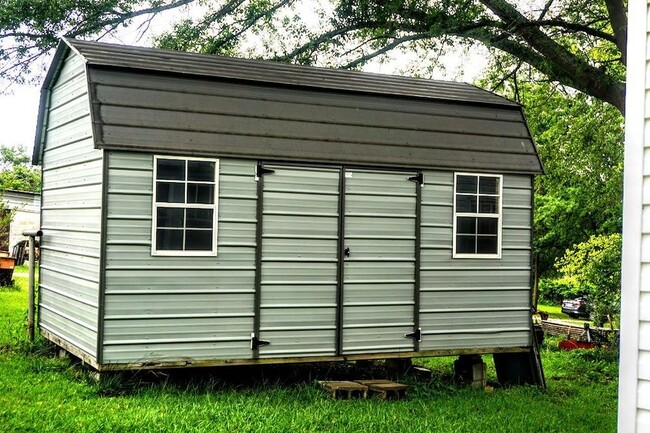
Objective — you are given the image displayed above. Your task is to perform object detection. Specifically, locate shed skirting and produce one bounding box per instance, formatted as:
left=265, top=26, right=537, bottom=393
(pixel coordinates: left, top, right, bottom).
left=95, top=346, right=532, bottom=372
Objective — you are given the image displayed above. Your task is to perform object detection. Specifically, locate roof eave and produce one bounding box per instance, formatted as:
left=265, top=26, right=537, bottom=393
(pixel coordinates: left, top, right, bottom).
left=32, top=39, right=76, bottom=165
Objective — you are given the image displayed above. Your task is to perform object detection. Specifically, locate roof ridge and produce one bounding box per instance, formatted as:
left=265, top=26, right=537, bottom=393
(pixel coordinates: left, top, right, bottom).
left=63, top=38, right=519, bottom=108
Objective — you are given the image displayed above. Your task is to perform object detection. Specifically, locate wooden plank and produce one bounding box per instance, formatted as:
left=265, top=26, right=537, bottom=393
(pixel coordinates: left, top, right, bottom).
left=355, top=379, right=408, bottom=399
left=96, top=346, right=530, bottom=372
left=540, top=320, right=616, bottom=342
left=318, top=381, right=368, bottom=399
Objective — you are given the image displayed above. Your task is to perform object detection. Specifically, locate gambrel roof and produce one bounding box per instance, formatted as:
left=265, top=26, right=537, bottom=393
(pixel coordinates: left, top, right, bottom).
left=34, top=38, right=542, bottom=174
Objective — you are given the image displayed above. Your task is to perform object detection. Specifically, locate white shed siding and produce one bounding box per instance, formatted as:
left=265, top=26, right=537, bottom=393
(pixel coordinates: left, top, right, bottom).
left=418, top=171, right=532, bottom=350
left=102, top=152, right=257, bottom=364
left=619, top=1, right=650, bottom=431
left=39, top=50, right=102, bottom=358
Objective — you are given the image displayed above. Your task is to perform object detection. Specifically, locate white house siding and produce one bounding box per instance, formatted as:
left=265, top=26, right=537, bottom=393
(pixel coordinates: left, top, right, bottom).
left=38, top=50, right=102, bottom=359
left=619, top=1, right=650, bottom=431
left=2, top=190, right=41, bottom=252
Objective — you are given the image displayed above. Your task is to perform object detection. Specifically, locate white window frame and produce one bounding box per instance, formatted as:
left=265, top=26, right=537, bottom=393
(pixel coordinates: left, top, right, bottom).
left=151, top=155, right=219, bottom=256
left=452, top=172, right=503, bottom=259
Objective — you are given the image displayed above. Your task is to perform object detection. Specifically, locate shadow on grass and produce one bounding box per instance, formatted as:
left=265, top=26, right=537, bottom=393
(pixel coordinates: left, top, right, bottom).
left=0, top=281, right=22, bottom=291
left=93, top=359, right=464, bottom=398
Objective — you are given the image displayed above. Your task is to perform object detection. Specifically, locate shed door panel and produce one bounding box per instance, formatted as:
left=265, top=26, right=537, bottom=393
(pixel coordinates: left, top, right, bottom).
left=258, top=165, right=340, bottom=357
left=341, top=169, right=417, bottom=354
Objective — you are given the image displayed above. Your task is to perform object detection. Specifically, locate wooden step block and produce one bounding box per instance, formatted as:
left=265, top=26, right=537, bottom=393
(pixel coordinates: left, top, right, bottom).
left=318, top=381, right=368, bottom=399
left=355, top=379, right=409, bottom=400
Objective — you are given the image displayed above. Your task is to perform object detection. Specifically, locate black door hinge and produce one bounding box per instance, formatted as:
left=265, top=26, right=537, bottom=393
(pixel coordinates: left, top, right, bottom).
left=255, top=163, right=275, bottom=181
left=251, top=333, right=270, bottom=350
left=408, top=172, right=424, bottom=186
left=405, top=328, right=421, bottom=342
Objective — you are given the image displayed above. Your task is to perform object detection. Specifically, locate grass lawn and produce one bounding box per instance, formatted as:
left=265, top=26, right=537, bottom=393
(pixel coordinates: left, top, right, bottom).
left=537, top=303, right=593, bottom=326
left=537, top=303, right=619, bottom=330
left=0, top=275, right=619, bottom=432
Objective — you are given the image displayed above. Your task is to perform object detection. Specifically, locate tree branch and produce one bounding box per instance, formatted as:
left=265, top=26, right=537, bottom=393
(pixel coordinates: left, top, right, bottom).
left=65, top=0, right=197, bottom=39
left=273, top=22, right=379, bottom=62
left=531, top=19, right=616, bottom=43
left=195, top=0, right=247, bottom=32
left=210, top=0, right=295, bottom=51
left=490, top=61, right=523, bottom=94
left=342, top=33, right=429, bottom=69
left=537, top=0, right=555, bottom=20
left=604, top=0, right=627, bottom=65
left=479, top=0, right=624, bottom=112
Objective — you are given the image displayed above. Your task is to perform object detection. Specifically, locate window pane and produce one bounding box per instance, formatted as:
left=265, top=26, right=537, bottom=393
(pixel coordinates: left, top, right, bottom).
left=157, top=159, right=185, bottom=180
left=477, top=236, right=498, bottom=254
left=478, top=217, right=498, bottom=235
left=187, top=209, right=213, bottom=228
left=156, top=229, right=183, bottom=250
left=457, top=217, right=477, bottom=234
left=156, top=182, right=185, bottom=203
left=157, top=207, right=184, bottom=228
left=185, top=229, right=213, bottom=250
left=456, top=175, right=477, bottom=193
left=187, top=183, right=215, bottom=204
left=456, top=235, right=476, bottom=254
left=479, top=196, right=499, bottom=213
left=479, top=176, right=499, bottom=194
left=456, top=195, right=477, bottom=213
left=188, top=161, right=215, bottom=182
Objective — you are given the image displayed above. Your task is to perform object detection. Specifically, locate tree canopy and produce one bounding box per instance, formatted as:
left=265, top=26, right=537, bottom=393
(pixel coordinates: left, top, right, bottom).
left=0, top=145, right=41, bottom=193
left=505, top=82, right=624, bottom=276
left=556, top=233, right=622, bottom=326
left=0, top=0, right=627, bottom=112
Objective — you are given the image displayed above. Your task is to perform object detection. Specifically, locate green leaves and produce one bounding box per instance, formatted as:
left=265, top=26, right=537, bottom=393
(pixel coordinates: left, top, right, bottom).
left=555, top=233, right=622, bottom=326
left=0, top=145, right=41, bottom=193
left=506, top=83, right=624, bottom=276
left=1, top=0, right=627, bottom=111
left=0, top=1, right=195, bottom=85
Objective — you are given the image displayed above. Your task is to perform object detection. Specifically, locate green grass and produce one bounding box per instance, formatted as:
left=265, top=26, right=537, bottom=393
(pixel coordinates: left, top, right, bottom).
left=537, top=303, right=619, bottom=330
left=0, top=277, right=619, bottom=432
left=537, top=303, right=595, bottom=326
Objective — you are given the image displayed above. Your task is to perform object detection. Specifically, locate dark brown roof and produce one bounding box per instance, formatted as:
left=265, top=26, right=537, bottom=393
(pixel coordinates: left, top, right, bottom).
left=64, top=38, right=518, bottom=108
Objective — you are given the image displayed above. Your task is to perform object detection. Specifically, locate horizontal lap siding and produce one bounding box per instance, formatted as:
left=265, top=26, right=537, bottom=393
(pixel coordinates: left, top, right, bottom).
left=636, top=67, right=650, bottom=426
left=102, top=152, right=257, bottom=363
left=342, top=170, right=417, bottom=354
left=259, top=166, right=339, bottom=358
left=621, top=5, right=649, bottom=429
left=88, top=69, right=540, bottom=174
left=419, top=171, right=532, bottom=350
left=40, top=51, right=101, bottom=359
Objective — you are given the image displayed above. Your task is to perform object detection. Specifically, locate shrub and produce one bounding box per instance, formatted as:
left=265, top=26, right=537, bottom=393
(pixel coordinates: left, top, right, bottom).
left=538, top=276, right=582, bottom=304
left=555, top=233, right=622, bottom=327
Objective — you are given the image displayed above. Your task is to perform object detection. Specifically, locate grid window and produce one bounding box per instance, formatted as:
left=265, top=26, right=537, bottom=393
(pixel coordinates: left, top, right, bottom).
left=453, top=173, right=502, bottom=258
left=152, top=156, right=219, bottom=255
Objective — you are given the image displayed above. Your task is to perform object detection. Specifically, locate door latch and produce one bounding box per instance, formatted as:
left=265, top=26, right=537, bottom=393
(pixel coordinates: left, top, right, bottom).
left=344, top=247, right=351, bottom=257
left=255, top=163, right=275, bottom=181
left=407, top=172, right=424, bottom=186
left=251, top=333, right=270, bottom=350
left=405, top=328, right=421, bottom=342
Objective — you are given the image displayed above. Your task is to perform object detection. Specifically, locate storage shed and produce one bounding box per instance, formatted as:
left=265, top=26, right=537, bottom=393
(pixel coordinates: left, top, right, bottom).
left=33, top=38, right=543, bottom=373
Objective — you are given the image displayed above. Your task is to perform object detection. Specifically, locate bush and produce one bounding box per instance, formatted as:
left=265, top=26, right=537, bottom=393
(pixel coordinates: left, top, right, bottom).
left=538, top=276, right=582, bottom=304
left=555, top=234, right=622, bottom=326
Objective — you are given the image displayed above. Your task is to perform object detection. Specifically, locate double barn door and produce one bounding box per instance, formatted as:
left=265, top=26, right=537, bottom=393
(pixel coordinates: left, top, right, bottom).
left=253, top=164, right=420, bottom=358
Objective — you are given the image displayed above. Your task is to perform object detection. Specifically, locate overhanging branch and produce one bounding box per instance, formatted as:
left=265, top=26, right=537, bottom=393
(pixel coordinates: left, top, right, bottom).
left=342, top=33, right=430, bottom=68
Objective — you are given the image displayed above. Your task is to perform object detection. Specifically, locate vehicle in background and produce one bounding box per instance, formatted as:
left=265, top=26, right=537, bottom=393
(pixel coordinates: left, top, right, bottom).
left=561, top=297, right=590, bottom=318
